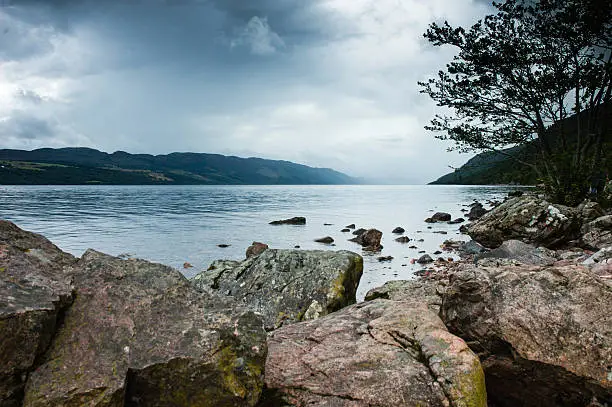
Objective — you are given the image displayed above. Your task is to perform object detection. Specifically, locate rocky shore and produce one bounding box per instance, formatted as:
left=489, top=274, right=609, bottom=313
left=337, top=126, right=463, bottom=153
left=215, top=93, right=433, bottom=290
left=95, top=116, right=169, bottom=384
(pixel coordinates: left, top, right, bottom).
left=1, top=191, right=611, bottom=406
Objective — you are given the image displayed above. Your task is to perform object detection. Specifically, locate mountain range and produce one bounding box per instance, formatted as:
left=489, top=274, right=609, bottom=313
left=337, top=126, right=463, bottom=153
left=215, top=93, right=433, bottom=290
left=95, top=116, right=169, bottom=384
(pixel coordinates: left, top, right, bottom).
left=0, top=148, right=357, bottom=185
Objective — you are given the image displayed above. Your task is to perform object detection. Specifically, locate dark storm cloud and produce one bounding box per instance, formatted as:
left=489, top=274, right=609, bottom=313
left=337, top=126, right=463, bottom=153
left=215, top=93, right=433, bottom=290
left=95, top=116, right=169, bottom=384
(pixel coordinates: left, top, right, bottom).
left=0, top=0, right=492, bottom=183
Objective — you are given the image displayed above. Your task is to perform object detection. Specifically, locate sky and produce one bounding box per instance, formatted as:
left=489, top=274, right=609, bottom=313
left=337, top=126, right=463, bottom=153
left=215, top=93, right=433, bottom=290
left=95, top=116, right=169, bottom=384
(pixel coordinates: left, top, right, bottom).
left=0, top=0, right=493, bottom=184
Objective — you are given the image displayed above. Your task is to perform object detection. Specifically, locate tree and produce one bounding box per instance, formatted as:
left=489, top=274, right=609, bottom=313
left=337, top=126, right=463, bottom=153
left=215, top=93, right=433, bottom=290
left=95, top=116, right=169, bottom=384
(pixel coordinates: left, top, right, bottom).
left=419, top=0, right=612, bottom=205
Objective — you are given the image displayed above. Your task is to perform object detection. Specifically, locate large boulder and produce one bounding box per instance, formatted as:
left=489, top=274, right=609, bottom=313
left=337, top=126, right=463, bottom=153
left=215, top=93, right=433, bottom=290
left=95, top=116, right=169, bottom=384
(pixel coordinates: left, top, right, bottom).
left=441, top=264, right=612, bottom=406
left=468, top=195, right=581, bottom=248
left=0, top=221, right=76, bottom=407
left=24, top=250, right=267, bottom=407
left=192, top=249, right=363, bottom=330
left=263, top=299, right=487, bottom=407
left=581, top=215, right=612, bottom=250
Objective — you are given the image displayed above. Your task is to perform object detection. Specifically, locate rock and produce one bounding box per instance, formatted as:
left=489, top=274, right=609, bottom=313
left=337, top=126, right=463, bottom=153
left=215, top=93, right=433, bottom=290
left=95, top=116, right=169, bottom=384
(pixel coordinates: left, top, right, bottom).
left=425, top=217, right=436, bottom=223
left=467, top=203, right=488, bottom=221
left=341, top=228, right=351, bottom=232
left=583, top=246, right=612, bottom=266
left=581, top=215, right=612, bottom=250
left=191, top=249, right=363, bottom=330
left=432, top=212, right=452, bottom=222
left=441, top=239, right=463, bottom=251
left=468, top=195, right=581, bottom=248
left=578, top=201, right=605, bottom=222
left=476, top=240, right=557, bottom=266
left=364, top=280, right=442, bottom=310
left=218, top=243, right=230, bottom=248
left=441, top=264, right=612, bottom=406
left=263, top=299, right=487, bottom=407
left=294, top=245, right=300, bottom=248
left=352, top=228, right=367, bottom=236
left=459, top=240, right=489, bottom=256
left=434, top=231, right=448, bottom=234
left=417, top=254, right=434, bottom=264
left=23, top=250, right=267, bottom=407
left=377, top=256, right=393, bottom=262
left=345, top=224, right=356, bottom=229
left=409, top=245, right=418, bottom=249
left=449, top=217, right=466, bottom=224
left=459, top=224, right=470, bottom=233
left=392, top=226, right=405, bottom=234
left=323, top=223, right=333, bottom=226
left=395, top=236, right=411, bottom=243
left=246, top=241, right=269, bottom=258
left=0, top=221, right=76, bottom=407
left=314, top=236, right=334, bottom=244
left=183, top=262, right=193, bottom=268
left=269, top=217, right=306, bottom=225
left=508, top=190, right=524, bottom=197
left=349, top=229, right=383, bottom=251
left=434, top=250, right=442, bottom=255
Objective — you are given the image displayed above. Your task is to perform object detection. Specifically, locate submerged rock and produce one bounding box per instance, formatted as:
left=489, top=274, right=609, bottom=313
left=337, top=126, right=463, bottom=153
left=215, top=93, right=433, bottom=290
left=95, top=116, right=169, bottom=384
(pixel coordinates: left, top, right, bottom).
left=191, top=249, right=363, bottom=330
left=395, top=236, right=411, bottom=243
left=23, top=250, right=267, bottom=407
left=269, top=217, right=306, bottom=225
left=468, top=195, right=581, bottom=248
left=314, top=236, right=334, bottom=244
left=0, top=221, right=76, bottom=407
left=349, top=228, right=383, bottom=251
left=441, top=263, right=612, bottom=406
left=263, top=299, right=486, bottom=407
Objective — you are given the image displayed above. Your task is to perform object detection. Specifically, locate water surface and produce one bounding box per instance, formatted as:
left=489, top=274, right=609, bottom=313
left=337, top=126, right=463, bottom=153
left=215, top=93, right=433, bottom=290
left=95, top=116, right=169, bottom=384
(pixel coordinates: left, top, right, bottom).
left=0, top=185, right=519, bottom=299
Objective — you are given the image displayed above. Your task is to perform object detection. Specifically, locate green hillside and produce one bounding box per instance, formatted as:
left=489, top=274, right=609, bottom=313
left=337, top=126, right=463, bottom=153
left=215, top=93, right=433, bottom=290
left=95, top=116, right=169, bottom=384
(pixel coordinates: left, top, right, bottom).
left=431, top=106, right=612, bottom=185
left=0, top=148, right=357, bottom=185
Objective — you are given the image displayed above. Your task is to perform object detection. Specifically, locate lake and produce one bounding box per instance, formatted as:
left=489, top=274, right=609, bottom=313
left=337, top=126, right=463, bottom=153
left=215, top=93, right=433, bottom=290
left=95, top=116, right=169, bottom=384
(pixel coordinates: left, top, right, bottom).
left=0, top=185, right=519, bottom=299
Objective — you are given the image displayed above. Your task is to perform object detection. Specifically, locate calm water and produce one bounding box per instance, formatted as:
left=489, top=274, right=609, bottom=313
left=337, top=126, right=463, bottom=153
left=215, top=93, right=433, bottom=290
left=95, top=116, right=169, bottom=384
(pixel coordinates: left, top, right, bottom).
left=0, top=185, right=519, bottom=299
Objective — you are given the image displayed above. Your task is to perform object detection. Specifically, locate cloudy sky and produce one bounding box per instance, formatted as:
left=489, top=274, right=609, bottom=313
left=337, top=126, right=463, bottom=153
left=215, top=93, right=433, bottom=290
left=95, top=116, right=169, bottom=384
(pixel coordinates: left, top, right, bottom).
left=0, top=0, right=492, bottom=183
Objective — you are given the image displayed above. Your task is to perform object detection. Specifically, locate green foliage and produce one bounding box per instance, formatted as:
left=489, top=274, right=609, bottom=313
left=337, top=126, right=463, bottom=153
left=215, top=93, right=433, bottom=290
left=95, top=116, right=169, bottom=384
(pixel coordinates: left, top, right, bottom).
left=420, top=0, right=612, bottom=205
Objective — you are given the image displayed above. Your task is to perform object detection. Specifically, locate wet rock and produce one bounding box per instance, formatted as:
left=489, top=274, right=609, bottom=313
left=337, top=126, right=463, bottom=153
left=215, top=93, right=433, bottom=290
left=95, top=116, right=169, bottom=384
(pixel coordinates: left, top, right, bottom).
left=434, top=231, right=448, bottom=234
left=349, top=229, right=383, bottom=251
left=269, top=217, right=306, bottom=225
left=264, top=299, right=486, bottom=407
left=459, top=224, right=470, bottom=234
left=192, top=249, right=363, bottom=330
left=183, top=262, right=193, bottom=268
left=467, top=203, right=488, bottom=221
left=341, top=228, right=351, bottom=232
left=218, top=243, right=230, bottom=248
left=345, top=224, right=356, bottom=229
left=432, top=212, right=452, bottom=222
left=449, top=217, right=466, bottom=224
left=24, top=250, right=267, bottom=407
left=392, top=226, right=405, bottom=234
left=425, top=217, right=436, bottom=223
left=468, top=195, right=581, bottom=248
left=0, top=221, right=76, bottom=407
left=352, top=228, right=367, bottom=236
left=441, top=239, right=463, bottom=251
left=441, top=263, right=612, bottom=406
left=417, top=254, right=434, bottom=264
left=581, top=215, right=612, bottom=250
left=246, top=242, right=269, bottom=258
left=395, top=236, right=411, bottom=243
left=377, top=256, right=393, bottom=262
left=433, top=250, right=442, bottom=255
left=323, top=223, right=333, bottom=226
left=476, top=240, right=557, bottom=266
left=314, top=236, right=334, bottom=244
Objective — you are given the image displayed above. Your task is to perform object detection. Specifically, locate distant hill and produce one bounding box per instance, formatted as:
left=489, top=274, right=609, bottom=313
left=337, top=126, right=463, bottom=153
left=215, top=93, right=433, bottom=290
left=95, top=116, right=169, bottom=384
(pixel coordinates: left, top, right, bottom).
left=431, top=106, right=611, bottom=185
left=0, top=148, right=357, bottom=185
